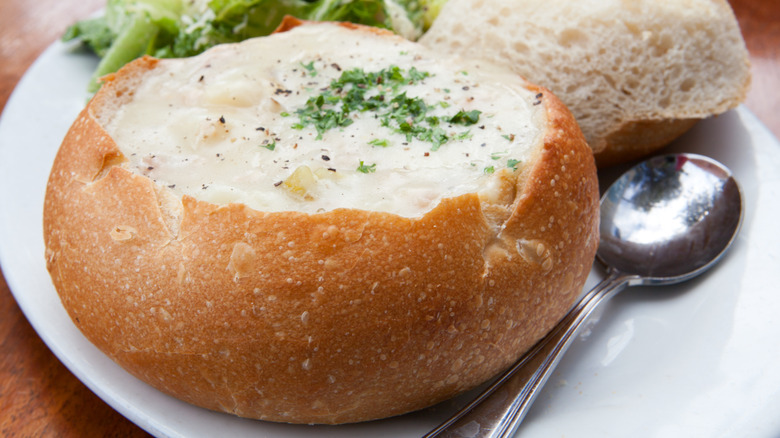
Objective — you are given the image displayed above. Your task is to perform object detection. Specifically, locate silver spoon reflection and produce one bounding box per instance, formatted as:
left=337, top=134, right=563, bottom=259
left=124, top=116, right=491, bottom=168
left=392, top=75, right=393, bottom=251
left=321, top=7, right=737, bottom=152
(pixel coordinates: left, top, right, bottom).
left=426, top=153, right=743, bottom=438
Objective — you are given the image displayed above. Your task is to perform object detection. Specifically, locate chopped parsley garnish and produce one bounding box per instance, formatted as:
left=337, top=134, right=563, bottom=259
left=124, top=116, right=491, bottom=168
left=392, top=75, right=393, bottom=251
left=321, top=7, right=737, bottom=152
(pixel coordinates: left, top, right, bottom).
left=507, top=159, right=521, bottom=170
left=453, top=130, right=473, bottom=142
left=301, top=61, right=317, bottom=77
left=368, top=138, right=390, bottom=147
left=357, top=161, right=377, bottom=173
left=484, top=166, right=495, bottom=174
left=261, top=141, right=276, bottom=151
left=293, top=93, right=354, bottom=139
left=449, top=109, right=482, bottom=125
left=292, top=64, right=483, bottom=150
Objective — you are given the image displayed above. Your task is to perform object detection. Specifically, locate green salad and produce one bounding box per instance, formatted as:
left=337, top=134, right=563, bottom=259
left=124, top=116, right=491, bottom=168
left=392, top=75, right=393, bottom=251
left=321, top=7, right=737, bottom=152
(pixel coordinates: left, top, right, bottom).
left=63, top=0, right=448, bottom=91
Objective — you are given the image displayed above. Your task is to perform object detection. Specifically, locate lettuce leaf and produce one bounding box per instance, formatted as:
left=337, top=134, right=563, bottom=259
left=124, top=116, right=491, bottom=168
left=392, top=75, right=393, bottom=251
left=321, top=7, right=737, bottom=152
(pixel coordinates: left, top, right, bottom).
left=63, top=0, right=444, bottom=91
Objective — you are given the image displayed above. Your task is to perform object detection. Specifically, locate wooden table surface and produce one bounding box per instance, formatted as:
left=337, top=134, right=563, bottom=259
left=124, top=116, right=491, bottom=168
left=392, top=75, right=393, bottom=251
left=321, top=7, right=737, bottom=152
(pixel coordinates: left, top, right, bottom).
left=1, top=0, right=778, bottom=436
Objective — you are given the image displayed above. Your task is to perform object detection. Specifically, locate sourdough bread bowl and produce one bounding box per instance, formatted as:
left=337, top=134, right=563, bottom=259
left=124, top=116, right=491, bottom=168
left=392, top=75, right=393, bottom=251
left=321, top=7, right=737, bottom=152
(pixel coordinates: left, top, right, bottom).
left=420, top=0, right=751, bottom=167
left=43, top=19, right=599, bottom=424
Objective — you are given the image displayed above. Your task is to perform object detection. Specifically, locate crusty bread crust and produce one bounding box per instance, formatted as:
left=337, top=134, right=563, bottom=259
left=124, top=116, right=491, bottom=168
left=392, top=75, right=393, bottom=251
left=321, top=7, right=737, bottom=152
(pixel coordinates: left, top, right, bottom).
left=596, top=118, right=700, bottom=167
left=43, top=22, right=599, bottom=424
left=274, top=14, right=394, bottom=36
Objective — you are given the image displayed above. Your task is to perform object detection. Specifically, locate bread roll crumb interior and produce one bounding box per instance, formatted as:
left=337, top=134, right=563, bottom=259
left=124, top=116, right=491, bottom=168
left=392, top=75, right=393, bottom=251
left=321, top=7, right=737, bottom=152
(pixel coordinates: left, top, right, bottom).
left=420, top=0, right=751, bottom=166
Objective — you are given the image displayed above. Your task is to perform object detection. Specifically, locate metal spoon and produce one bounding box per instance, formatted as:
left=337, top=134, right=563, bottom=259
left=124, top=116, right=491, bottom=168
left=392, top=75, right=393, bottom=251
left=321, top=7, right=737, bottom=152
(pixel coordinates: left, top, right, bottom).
left=425, top=153, right=743, bottom=438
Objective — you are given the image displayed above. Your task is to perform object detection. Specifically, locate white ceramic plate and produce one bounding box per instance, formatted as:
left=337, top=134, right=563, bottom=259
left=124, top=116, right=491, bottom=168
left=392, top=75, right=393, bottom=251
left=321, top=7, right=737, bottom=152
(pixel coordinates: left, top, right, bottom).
left=2, top=39, right=780, bottom=438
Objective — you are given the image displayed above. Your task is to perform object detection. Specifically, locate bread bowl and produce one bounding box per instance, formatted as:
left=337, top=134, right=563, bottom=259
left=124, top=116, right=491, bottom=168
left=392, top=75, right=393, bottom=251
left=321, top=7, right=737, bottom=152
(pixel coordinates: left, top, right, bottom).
left=43, top=18, right=599, bottom=424
left=420, top=0, right=751, bottom=167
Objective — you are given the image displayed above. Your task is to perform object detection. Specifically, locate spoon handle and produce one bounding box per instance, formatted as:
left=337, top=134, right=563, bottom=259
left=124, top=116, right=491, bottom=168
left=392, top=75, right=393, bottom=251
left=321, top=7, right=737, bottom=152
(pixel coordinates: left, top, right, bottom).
left=425, top=270, right=631, bottom=438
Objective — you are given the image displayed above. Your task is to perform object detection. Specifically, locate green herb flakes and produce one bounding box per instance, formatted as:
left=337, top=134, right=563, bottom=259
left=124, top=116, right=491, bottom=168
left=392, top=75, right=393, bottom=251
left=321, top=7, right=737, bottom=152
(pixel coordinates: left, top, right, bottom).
left=449, top=109, right=481, bottom=126
left=292, top=64, right=483, bottom=151
left=301, top=61, right=317, bottom=77
left=357, top=161, right=377, bottom=173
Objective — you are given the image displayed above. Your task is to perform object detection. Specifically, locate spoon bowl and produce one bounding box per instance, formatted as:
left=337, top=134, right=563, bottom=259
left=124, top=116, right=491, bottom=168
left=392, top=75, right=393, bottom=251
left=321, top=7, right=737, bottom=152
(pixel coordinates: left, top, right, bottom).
left=599, top=154, right=743, bottom=284
left=426, top=153, right=743, bottom=438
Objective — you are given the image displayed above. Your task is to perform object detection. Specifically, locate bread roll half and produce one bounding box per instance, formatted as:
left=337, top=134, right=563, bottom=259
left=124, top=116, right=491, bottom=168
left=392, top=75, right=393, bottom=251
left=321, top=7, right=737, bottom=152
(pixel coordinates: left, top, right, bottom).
left=420, top=0, right=751, bottom=167
left=43, top=19, right=599, bottom=424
